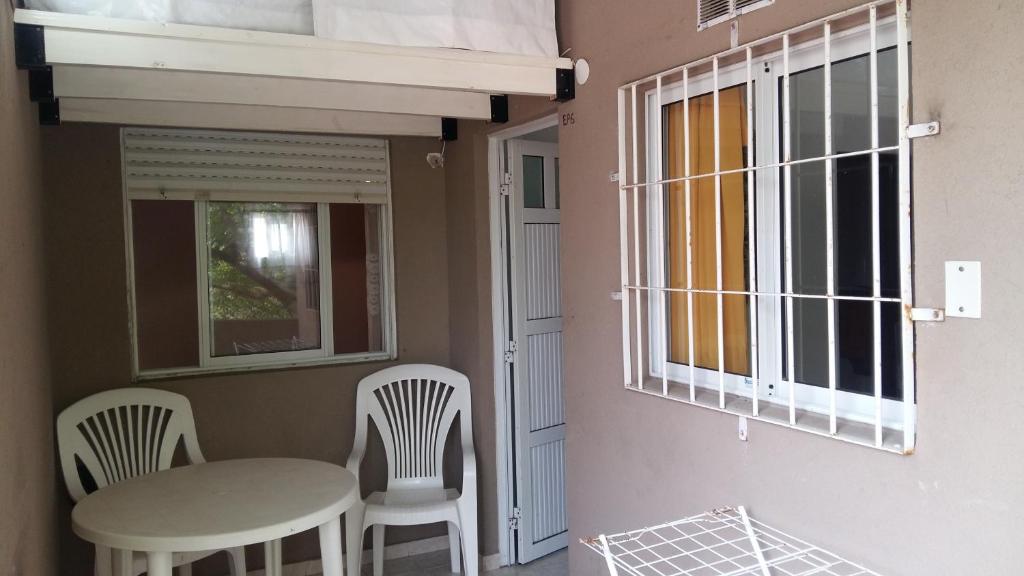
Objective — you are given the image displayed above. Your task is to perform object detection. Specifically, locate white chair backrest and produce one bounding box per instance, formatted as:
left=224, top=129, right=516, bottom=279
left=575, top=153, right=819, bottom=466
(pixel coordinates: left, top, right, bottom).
left=56, top=388, right=205, bottom=502
left=352, top=365, right=473, bottom=489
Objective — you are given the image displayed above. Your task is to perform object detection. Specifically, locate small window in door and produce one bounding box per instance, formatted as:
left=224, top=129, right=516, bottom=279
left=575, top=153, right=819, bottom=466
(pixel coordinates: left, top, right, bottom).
left=523, top=155, right=546, bottom=208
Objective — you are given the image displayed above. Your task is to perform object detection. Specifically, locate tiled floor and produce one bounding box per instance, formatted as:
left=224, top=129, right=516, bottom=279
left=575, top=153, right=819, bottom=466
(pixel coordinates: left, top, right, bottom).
left=330, top=549, right=568, bottom=576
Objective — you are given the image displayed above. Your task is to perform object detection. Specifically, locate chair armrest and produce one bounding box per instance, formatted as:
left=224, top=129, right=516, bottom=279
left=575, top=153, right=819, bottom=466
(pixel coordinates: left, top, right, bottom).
left=184, top=434, right=207, bottom=465
left=345, top=445, right=364, bottom=476
left=461, top=440, right=477, bottom=485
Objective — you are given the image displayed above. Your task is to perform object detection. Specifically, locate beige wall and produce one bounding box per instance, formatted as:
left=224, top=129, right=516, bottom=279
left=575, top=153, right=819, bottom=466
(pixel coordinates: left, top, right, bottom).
left=40, top=125, right=453, bottom=574
left=0, top=2, right=58, bottom=575
left=544, top=0, right=1024, bottom=574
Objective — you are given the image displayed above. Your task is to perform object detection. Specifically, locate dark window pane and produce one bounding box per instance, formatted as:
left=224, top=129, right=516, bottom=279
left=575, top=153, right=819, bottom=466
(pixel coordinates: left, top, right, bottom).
left=330, top=204, right=383, bottom=354
left=793, top=297, right=828, bottom=387
left=207, top=202, right=321, bottom=357
left=523, top=155, right=545, bottom=208
left=790, top=160, right=828, bottom=296
left=132, top=200, right=199, bottom=370
left=834, top=300, right=903, bottom=401
left=780, top=48, right=903, bottom=398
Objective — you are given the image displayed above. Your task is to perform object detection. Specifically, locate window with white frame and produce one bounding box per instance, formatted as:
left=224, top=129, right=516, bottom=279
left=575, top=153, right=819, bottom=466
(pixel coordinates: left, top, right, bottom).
left=618, top=1, right=916, bottom=453
left=123, top=128, right=396, bottom=378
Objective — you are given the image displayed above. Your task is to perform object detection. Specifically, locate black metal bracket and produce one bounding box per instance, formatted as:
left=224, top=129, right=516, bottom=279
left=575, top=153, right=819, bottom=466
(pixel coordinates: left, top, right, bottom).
left=490, top=95, right=509, bottom=123
left=441, top=117, right=458, bottom=141
left=555, top=68, right=575, bottom=102
left=38, top=100, right=60, bottom=125
left=15, top=24, right=47, bottom=70
left=29, top=67, right=55, bottom=102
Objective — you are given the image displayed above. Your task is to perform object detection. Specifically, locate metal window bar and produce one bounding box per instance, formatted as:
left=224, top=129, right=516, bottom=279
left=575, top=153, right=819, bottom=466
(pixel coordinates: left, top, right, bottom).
left=896, top=0, right=916, bottom=453
left=782, top=32, right=796, bottom=427
left=684, top=67, right=696, bottom=403
left=632, top=84, right=645, bottom=390
left=745, top=47, right=759, bottom=418
left=616, top=0, right=915, bottom=453
left=657, top=74, right=669, bottom=396
left=713, top=56, right=725, bottom=409
left=823, top=21, right=838, bottom=436
left=583, top=506, right=885, bottom=576
left=869, top=5, right=883, bottom=448
left=619, top=87, right=632, bottom=386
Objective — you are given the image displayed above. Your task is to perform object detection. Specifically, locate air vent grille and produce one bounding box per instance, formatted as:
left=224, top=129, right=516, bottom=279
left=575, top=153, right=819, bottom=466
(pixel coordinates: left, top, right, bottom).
left=698, top=0, right=774, bottom=29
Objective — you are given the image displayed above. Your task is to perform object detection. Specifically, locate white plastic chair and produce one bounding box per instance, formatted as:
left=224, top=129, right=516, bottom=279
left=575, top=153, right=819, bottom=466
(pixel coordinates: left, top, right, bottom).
left=56, top=388, right=247, bottom=576
left=345, top=365, right=478, bottom=576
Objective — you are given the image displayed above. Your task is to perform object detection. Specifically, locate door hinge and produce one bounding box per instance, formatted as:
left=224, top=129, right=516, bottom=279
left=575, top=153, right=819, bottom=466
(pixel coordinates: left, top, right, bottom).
left=499, top=172, right=512, bottom=196
left=504, top=340, right=518, bottom=363
left=508, top=507, right=522, bottom=530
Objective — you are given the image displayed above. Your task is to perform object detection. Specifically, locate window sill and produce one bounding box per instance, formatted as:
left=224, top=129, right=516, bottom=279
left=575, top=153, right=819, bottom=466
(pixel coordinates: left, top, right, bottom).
left=133, top=351, right=395, bottom=381
left=626, top=379, right=910, bottom=454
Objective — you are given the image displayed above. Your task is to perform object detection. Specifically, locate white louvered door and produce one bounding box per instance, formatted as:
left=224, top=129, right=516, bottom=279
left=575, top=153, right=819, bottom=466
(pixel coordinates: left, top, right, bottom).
left=508, top=139, right=567, bottom=563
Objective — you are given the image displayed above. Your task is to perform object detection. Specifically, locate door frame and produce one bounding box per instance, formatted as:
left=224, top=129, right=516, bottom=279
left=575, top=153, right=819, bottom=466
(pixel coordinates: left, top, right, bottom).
left=487, top=114, right=559, bottom=568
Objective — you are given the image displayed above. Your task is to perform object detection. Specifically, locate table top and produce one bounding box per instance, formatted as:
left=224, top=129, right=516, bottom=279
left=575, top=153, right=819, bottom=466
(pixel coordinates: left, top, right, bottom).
left=72, top=458, right=359, bottom=552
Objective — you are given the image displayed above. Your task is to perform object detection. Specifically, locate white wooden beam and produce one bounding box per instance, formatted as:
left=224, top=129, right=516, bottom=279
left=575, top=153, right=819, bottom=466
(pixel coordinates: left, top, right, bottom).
left=58, top=98, right=442, bottom=137
left=51, top=66, right=493, bottom=120
left=15, top=9, right=572, bottom=97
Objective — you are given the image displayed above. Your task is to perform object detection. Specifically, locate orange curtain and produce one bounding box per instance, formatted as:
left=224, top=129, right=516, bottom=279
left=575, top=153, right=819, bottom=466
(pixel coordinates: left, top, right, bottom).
left=665, top=86, right=750, bottom=375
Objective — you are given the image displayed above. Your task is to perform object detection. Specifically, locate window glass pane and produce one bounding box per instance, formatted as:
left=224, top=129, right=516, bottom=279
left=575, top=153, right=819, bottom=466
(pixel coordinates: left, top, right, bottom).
left=207, top=202, right=321, bottom=357
left=781, top=48, right=902, bottom=400
left=330, top=203, right=384, bottom=354
left=663, top=85, right=750, bottom=376
left=132, top=200, right=199, bottom=370
left=523, top=155, right=545, bottom=208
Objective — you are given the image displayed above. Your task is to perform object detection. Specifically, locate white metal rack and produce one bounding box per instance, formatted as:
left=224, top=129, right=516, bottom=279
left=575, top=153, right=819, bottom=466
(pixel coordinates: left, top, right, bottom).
left=583, top=507, right=884, bottom=576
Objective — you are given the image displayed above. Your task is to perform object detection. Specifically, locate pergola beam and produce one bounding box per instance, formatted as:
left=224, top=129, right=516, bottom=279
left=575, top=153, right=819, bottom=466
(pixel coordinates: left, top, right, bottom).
left=51, top=66, right=493, bottom=120
left=14, top=9, right=573, bottom=97
left=57, top=98, right=443, bottom=137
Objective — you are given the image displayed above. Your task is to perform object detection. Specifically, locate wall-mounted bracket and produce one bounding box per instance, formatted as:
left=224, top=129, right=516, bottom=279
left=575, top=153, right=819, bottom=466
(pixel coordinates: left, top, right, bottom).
left=946, top=261, right=981, bottom=318
left=441, top=117, right=458, bottom=141
left=14, top=23, right=46, bottom=69
left=555, top=68, right=575, bottom=102
left=29, top=67, right=54, bottom=102
left=910, top=308, right=945, bottom=322
left=490, top=95, right=509, bottom=123
left=38, top=99, right=60, bottom=125
left=907, top=121, right=940, bottom=139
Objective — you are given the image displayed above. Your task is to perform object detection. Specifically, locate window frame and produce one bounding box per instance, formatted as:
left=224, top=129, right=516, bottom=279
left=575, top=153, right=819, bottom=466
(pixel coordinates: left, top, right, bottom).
left=634, top=12, right=917, bottom=438
left=122, top=135, right=398, bottom=380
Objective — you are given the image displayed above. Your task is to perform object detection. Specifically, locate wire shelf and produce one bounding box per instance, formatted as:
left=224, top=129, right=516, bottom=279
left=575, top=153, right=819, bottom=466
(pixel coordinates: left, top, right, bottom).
left=582, top=507, right=884, bottom=576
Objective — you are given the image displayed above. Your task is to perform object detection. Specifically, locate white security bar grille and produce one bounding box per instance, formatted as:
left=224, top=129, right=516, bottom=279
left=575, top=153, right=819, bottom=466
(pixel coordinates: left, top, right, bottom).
left=698, top=0, right=774, bottom=29
left=123, top=128, right=389, bottom=203
left=617, top=0, right=916, bottom=453
left=583, top=506, right=884, bottom=576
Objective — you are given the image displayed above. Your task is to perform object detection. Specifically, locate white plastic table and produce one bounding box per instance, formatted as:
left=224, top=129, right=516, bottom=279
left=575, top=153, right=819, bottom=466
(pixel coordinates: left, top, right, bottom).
left=72, top=458, right=360, bottom=576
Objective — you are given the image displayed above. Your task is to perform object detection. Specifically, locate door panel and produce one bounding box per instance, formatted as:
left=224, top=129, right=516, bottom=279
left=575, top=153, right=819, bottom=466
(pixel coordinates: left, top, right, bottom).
left=527, top=331, right=564, bottom=432
left=508, top=139, right=567, bottom=563
left=524, top=223, right=561, bottom=320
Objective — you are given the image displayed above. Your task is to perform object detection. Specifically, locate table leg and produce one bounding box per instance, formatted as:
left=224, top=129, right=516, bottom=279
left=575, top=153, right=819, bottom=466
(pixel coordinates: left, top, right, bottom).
left=111, top=548, right=132, bottom=576
left=318, top=517, right=343, bottom=576
left=146, top=552, right=172, bottom=576
left=265, top=538, right=283, bottom=576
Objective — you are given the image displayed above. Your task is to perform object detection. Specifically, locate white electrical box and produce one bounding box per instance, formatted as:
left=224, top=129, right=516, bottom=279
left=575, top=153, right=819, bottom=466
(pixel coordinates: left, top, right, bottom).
left=945, top=261, right=981, bottom=318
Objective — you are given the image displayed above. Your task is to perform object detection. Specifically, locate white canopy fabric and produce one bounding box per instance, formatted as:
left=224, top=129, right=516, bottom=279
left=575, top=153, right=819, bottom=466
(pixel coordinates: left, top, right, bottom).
left=24, top=0, right=314, bottom=34
left=312, top=0, right=558, bottom=57
left=24, top=0, right=558, bottom=57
